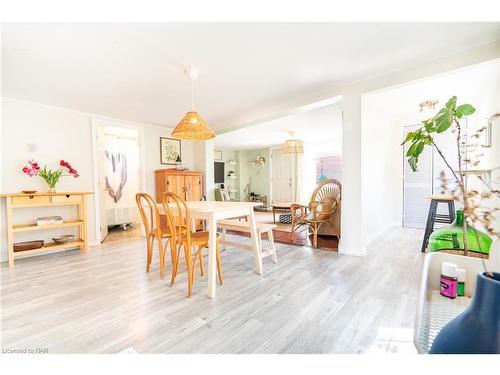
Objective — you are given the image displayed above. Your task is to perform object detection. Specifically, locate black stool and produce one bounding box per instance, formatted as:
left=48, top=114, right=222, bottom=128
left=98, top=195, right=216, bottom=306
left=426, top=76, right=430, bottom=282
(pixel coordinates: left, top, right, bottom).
left=421, top=196, right=456, bottom=253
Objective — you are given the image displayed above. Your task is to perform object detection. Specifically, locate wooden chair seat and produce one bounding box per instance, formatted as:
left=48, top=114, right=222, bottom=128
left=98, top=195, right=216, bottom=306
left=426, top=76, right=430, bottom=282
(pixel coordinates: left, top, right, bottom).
left=151, top=228, right=172, bottom=238
left=174, top=231, right=220, bottom=245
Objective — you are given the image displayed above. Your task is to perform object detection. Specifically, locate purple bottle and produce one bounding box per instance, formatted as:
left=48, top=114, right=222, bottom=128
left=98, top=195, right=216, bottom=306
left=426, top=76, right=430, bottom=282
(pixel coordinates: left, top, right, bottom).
left=440, top=262, right=458, bottom=299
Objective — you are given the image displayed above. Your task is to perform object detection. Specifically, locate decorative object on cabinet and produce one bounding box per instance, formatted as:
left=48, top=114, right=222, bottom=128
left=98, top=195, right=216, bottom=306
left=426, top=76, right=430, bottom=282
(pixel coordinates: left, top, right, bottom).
left=22, top=190, right=37, bottom=194
left=176, top=155, right=183, bottom=171
left=0, top=192, right=93, bottom=268
left=214, top=150, right=223, bottom=161
left=160, top=137, right=181, bottom=165
left=171, top=67, right=216, bottom=140
left=22, top=159, right=80, bottom=192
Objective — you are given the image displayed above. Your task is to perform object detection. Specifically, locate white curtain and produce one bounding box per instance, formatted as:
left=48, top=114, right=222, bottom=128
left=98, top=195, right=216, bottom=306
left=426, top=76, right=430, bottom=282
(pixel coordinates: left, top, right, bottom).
left=103, top=133, right=140, bottom=225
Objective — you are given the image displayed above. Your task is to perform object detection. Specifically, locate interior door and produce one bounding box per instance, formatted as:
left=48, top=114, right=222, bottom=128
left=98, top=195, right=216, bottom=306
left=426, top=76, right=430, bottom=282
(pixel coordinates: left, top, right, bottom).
left=403, top=125, right=434, bottom=228
left=271, top=148, right=294, bottom=203
left=185, top=174, right=202, bottom=201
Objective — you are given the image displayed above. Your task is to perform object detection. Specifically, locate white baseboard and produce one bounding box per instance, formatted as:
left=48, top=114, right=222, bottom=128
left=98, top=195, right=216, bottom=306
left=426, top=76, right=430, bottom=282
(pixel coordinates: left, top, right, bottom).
left=338, top=243, right=367, bottom=256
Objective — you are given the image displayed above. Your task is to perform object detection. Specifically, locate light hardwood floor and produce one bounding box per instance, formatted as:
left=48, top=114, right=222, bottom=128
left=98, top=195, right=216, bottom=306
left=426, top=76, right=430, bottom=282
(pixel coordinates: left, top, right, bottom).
left=1, top=226, right=424, bottom=354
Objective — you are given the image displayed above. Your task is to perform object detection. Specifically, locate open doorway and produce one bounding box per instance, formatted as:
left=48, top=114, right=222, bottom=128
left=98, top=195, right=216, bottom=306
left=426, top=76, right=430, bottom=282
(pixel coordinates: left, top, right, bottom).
left=92, top=120, right=144, bottom=243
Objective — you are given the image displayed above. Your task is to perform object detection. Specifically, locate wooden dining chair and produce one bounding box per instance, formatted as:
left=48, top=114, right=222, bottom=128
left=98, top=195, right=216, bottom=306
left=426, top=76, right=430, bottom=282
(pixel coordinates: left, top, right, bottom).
left=160, top=192, right=223, bottom=297
left=135, top=193, right=175, bottom=280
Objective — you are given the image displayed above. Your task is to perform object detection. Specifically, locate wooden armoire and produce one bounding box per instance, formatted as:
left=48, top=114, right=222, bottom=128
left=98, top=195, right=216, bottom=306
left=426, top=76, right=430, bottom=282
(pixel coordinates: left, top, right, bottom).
left=155, top=169, right=204, bottom=202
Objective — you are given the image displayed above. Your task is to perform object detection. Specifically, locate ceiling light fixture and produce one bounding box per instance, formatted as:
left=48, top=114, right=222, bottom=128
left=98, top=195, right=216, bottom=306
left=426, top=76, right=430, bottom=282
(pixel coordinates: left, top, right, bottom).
left=283, top=131, right=304, bottom=155
left=171, top=67, right=216, bottom=141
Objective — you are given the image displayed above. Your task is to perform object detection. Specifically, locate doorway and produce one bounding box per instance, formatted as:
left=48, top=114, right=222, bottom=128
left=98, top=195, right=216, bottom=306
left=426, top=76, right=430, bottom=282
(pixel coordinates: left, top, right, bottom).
left=402, top=124, right=434, bottom=229
left=271, top=148, right=294, bottom=203
left=92, top=120, right=144, bottom=242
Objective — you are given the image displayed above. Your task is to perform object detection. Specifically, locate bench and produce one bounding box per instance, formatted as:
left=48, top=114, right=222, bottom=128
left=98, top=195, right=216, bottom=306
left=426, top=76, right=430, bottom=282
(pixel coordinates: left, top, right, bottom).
left=217, top=220, right=278, bottom=263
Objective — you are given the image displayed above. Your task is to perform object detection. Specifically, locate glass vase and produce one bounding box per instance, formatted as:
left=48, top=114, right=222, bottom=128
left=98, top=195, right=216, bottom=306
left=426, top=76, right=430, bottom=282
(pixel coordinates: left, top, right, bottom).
left=429, top=210, right=492, bottom=258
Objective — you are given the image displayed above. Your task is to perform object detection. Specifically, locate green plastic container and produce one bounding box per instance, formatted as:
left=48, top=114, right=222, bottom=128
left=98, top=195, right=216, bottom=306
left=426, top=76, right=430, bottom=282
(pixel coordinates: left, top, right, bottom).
left=429, top=210, right=492, bottom=257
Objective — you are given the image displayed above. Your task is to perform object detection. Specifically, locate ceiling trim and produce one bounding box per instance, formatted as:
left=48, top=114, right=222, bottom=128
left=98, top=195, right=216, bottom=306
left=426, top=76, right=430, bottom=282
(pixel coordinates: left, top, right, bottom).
left=1, top=96, right=173, bottom=131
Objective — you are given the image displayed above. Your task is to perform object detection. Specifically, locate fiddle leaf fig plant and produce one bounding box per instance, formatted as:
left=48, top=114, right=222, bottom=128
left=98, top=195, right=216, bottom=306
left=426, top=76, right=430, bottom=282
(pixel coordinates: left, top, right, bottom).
left=402, top=96, right=475, bottom=255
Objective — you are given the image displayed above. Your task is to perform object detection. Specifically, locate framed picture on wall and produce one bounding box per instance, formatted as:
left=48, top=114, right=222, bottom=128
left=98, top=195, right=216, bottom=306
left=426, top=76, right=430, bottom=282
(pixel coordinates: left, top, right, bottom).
left=214, top=150, right=223, bottom=161
left=160, top=137, right=181, bottom=165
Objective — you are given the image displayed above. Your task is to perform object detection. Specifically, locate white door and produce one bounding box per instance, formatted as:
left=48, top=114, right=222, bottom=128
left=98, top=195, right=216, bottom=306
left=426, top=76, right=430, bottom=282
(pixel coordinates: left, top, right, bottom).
left=403, top=125, right=434, bottom=228
left=271, top=148, right=294, bottom=203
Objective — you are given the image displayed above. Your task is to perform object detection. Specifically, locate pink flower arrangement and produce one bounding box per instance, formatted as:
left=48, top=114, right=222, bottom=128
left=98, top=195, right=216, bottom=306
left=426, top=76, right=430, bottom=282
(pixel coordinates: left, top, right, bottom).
left=22, top=159, right=80, bottom=191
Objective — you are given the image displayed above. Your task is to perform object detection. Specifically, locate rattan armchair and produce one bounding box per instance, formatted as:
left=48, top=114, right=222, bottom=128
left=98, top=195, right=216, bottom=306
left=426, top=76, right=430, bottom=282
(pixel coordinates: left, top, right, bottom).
left=291, top=179, right=341, bottom=248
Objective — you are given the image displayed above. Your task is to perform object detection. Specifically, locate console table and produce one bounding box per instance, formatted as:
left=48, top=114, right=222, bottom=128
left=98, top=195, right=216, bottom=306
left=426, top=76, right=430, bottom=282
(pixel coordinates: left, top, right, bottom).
left=1, top=192, right=93, bottom=267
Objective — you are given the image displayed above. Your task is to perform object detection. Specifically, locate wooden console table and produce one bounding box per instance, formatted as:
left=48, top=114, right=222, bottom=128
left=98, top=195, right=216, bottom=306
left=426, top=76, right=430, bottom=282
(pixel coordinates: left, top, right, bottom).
left=1, top=192, right=93, bottom=267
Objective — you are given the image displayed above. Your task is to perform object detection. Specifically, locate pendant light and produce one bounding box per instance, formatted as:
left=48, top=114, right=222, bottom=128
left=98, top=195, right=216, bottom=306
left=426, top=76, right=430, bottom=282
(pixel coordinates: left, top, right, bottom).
left=283, top=131, right=304, bottom=155
left=171, top=67, right=216, bottom=140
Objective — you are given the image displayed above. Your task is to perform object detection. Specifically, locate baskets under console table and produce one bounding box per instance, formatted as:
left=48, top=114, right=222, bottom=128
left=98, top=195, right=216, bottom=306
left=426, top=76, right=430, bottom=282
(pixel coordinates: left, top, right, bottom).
left=0, top=192, right=93, bottom=267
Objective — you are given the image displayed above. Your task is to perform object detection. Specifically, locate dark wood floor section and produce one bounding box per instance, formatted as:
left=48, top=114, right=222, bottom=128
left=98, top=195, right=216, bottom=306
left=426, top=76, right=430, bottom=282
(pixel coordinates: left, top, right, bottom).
left=227, top=229, right=339, bottom=251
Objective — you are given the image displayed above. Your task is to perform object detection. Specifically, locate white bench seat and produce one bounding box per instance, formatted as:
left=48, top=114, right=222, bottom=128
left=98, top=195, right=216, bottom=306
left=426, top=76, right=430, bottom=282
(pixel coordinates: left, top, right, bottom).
left=217, top=220, right=278, bottom=263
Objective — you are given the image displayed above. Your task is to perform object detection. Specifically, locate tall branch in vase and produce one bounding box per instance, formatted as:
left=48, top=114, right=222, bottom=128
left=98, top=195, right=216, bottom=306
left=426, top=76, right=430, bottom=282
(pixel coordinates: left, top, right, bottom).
left=402, top=96, right=477, bottom=256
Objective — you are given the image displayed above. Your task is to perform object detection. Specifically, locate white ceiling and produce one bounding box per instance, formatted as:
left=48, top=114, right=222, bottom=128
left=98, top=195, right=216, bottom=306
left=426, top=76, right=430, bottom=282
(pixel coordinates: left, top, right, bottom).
left=215, top=102, right=343, bottom=151
left=2, top=23, right=499, bottom=131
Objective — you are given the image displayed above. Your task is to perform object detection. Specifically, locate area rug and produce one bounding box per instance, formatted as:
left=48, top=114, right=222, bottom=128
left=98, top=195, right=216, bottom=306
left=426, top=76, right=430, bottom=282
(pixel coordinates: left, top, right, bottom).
left=226, top=228, right=338, bottom=251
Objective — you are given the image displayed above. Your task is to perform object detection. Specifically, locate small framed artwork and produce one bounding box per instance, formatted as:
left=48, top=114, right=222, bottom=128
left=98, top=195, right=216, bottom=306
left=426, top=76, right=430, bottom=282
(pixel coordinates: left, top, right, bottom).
left=160, top=137, right=181, bottom=165
left=214, top=150, right=223, bottom=161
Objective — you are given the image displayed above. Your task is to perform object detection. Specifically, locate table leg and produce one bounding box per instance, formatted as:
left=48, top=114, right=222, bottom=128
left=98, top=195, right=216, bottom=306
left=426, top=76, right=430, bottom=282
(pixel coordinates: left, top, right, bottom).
left=247, top=208, right=263, bottom=275
left=273, top=208, right=276, bottom=223
left=207, top=213, right=217, bottom=299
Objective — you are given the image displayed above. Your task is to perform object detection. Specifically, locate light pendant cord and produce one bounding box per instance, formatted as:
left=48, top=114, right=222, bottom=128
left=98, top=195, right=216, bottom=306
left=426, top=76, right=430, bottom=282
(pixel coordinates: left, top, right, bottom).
left=191, top=80, right=195, bottom=111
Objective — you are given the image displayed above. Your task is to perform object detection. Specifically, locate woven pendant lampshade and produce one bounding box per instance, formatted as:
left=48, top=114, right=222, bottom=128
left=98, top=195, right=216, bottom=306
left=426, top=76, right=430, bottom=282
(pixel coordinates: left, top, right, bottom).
left=172, top=111, right=216, bottom=140
left=171, top=67, right=216, bottom=141
left=283, top=138, right=304, bottom=155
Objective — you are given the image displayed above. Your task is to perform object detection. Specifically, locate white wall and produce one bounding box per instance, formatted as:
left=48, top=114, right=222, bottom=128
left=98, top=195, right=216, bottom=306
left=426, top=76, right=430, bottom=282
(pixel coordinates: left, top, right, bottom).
left=0, top=98, right=195, bottom=261
left=193, top=140, right=214, bottom=201
left=361, top=59, right=500, bottom=247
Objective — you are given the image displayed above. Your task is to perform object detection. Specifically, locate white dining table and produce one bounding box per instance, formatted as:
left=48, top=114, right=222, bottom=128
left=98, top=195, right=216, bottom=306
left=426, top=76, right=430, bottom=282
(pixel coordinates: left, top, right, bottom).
left=158, top=201, right=263, bottom=299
